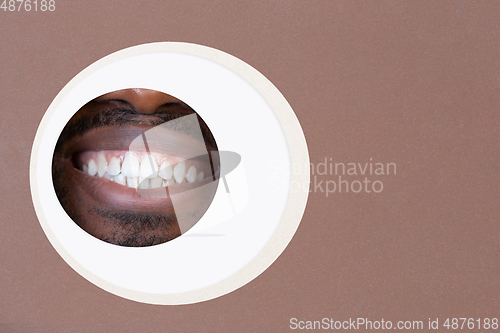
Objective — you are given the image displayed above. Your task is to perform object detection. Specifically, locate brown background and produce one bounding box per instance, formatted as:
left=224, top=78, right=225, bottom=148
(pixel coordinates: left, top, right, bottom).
left=1, top=1, right=499, bottom=332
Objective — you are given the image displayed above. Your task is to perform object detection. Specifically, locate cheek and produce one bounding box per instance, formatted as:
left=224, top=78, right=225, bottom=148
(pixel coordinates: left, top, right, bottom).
left=52, top=156, right=98, bottom=231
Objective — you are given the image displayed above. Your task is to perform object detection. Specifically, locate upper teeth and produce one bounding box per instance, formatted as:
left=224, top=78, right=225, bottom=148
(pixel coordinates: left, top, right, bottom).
left=97, top=153, right=108, bottom=177
left=121, top=152, right=140, bottom=178
left=80, top=151, right=205, bottom=189
left=158, top=161, right=173, bottom=180
left=87, top=159, right=97, bottom=176
left=173, top=160, right=186, bottom=184
left=108, top=156, right=121, bottom=176
left=186, top=165, right=197, bottom=183
left=139, top=154, right=159, bottom=179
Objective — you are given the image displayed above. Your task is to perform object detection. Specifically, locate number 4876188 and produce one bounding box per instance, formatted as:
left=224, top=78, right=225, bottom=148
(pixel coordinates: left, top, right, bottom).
left=1, top=0, right=55, bottom=11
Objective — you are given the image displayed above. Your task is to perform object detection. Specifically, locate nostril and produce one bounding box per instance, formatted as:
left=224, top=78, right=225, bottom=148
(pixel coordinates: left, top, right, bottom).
left=96, top=89, right=184, bottom=115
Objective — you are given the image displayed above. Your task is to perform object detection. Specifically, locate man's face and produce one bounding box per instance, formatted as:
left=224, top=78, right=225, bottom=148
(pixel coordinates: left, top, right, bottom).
left=52, top=89, right=219, bottom=247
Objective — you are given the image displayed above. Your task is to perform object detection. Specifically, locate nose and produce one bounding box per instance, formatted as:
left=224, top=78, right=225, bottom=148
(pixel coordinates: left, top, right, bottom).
left=95, top=88, right=183, bottom=114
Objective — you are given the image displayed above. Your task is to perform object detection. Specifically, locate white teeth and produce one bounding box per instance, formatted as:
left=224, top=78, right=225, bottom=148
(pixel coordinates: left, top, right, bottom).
left=88, top=159, right=97, bottom=176
left=150, top=177, right=163, bottom=189
left=113, top=174, right=126, bottom=185
left=162, top=178, right=176, bottom=187
left=173, top=160, right=186, bottom=184
left=103, top=172, right=114, bottom=180
left=138, top=177, right=149, bottom=189
left=97, top=153, right=108, bottom=177
left=197, top=171, right=204, bottom=181
left=158, top=161, right=173, bottom=180
left=122, top=153, right=140, bottom=177
left=83, top=152, right=206, bottom=189
left=108, top=156, right=121, bottom=176
left=186, top=165, right=197, bottom=183
left=127, top=177, right=138, bottom=188
left=140, top=154, right=159, bottom=179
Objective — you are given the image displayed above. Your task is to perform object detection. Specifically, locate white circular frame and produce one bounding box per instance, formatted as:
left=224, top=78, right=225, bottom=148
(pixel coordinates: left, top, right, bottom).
left=30, top=42, right=309, bottom=304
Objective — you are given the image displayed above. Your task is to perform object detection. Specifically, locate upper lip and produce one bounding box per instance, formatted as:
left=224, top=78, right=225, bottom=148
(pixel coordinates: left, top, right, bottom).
left=62, top=125, right=215, bottom=160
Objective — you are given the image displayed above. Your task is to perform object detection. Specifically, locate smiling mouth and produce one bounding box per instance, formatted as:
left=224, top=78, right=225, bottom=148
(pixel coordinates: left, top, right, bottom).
left=61, top=123, right=219, bottom=213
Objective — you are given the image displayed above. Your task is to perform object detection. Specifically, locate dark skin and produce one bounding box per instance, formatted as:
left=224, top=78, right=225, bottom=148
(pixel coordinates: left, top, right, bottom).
left=52, top=89, right=219, bottom=247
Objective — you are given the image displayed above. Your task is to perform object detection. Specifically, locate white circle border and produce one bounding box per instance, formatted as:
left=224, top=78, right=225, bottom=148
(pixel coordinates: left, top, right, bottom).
left=30, top=42, right=310, bottom=304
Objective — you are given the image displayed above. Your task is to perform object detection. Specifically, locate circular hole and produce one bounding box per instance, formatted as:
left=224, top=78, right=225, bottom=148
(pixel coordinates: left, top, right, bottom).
left=31, top=42, right=309, bottom=303
left=51, top=88, right=220, bottom=247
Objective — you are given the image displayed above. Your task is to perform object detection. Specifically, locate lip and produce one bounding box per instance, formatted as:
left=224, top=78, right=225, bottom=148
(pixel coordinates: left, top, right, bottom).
left=62, top=126, right=215, bottom=160
left=60, top=125, right=219, bottom=213
left=67, top=164, right=217, bottom=213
